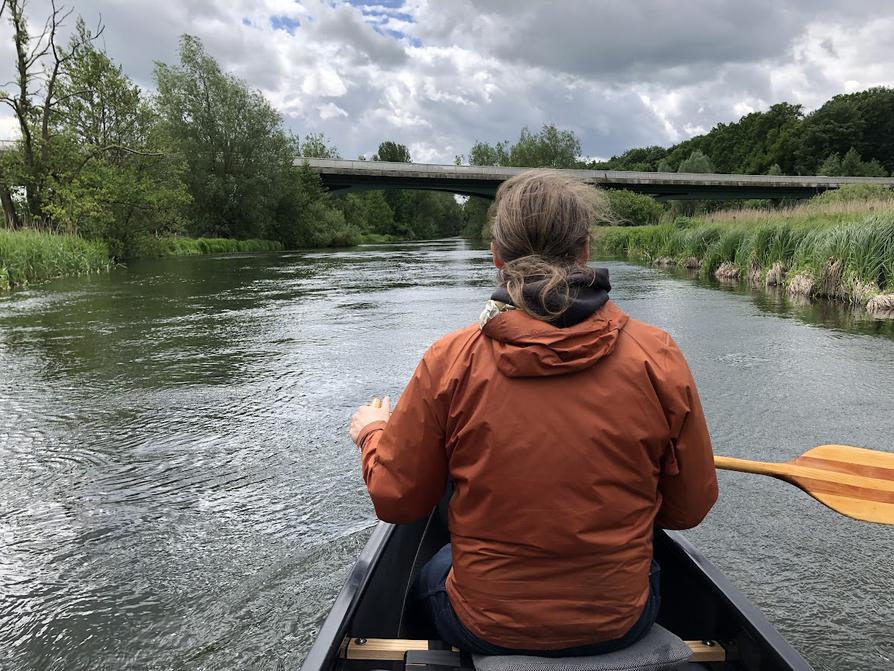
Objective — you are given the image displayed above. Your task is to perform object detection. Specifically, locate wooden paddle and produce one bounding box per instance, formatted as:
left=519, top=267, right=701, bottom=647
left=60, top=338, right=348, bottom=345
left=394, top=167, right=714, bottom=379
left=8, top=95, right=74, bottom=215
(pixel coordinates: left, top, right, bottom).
left=715, top=444, right=894, bottom=525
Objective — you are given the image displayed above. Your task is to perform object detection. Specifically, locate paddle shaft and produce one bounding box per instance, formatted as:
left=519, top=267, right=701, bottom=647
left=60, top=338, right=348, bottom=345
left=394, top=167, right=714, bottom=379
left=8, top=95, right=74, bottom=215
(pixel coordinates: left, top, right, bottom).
left=715, top=455, right=789, bottom=478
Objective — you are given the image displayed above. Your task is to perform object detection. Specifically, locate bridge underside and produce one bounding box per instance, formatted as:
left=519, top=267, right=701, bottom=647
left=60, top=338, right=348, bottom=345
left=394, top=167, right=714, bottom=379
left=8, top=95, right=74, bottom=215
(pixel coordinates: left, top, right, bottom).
left=303, top=159, right=894, bottom=202
left=321, top=177, right=829, bottom=201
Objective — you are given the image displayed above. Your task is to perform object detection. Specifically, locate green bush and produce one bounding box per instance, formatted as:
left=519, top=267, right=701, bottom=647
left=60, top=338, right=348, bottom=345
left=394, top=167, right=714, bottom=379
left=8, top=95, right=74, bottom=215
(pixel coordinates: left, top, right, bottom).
left=604, top=189, right=664, bottom=226
left=156, top=236, right=284, bottom=256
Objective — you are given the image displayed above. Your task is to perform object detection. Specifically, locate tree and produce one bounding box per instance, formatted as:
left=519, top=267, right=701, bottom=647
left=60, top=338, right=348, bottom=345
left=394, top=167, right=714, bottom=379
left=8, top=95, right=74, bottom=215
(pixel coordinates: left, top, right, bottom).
left=818, top=148, right=888, bottom=177
left=0, top=0, right=103, bottom=227
left=468, top=140, right=509, bottom=166
left=604, top=190, right=663, bottom=226
left=46, top=20, right=189, bottom=256
left=373, top=141, right=411, bottom=163
left=847, top=87, right=894, bottom=172
left=590, top=145, right=669, bottom=171
left=364, top=190, right=395, bottom=235
left=154, top=35, right=296, bottom=240
left=467, top=125, right=581, bottom=169
left=677, top=150, right=715, bottom=174
left=300, top=132, right=339, bottom=159
left=508, top=124, right=581, bottom=168
left=793, top=97, right=865, bottom=174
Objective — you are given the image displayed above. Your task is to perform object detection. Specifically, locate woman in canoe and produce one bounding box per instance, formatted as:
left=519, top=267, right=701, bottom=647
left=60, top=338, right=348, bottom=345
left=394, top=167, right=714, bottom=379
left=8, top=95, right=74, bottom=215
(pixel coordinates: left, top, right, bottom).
left=349, top=170, right=718, bottom=657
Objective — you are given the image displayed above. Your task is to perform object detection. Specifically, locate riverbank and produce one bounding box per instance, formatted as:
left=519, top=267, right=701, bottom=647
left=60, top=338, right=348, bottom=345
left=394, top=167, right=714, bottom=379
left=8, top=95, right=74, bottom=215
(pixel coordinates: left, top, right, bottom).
left=594, top=195, right=894, bottom=315
left=0, top=230, right=286, bottom=291
left=155, top=237, right=283, bottom=256
left=0, top=229, right=113, bottom=291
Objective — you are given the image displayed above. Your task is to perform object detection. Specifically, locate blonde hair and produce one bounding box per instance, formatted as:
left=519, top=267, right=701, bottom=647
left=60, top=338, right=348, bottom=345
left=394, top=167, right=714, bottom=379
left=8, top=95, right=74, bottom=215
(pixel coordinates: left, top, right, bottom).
left=490, top=169, right=607, bottom=321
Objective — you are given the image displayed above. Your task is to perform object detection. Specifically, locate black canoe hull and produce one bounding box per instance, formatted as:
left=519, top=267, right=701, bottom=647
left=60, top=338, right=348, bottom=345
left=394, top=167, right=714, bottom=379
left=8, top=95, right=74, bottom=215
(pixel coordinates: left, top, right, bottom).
left=300, top=508, right=814, bottom=671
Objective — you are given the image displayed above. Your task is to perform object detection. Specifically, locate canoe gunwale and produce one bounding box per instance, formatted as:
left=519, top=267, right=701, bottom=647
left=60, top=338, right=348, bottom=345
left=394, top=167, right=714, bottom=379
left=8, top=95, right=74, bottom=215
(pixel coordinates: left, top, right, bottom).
left=661, top=530, right=814, bottom=670
left=299, top=522, right=815, bottom=671
left=300, top=522, right=396, bottom=671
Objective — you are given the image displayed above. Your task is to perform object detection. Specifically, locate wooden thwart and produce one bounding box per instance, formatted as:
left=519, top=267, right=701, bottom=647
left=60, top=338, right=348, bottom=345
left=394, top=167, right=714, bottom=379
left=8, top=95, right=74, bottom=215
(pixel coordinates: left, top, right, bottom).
left=715, top=444, right=894, bottom=525
left=344, top=637, right=726, bottom=663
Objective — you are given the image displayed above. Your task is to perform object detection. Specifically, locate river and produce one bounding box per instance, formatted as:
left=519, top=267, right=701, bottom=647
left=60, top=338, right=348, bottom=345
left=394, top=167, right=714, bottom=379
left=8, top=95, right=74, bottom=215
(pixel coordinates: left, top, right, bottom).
left=1, top=239, right=892, bottom=671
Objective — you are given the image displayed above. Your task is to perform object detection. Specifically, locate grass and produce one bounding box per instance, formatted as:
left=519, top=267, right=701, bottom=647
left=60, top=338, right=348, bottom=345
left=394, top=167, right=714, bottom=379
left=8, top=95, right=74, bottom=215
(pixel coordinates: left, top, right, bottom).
left=0, top=228, right=112, bottom=291
left=156, top=237, right=283, bottom=256
left=358, top=232, right=400, bottom=244
left=0, top=231, right=285, bottom=292
left=593, top=190, right=894, bottom=312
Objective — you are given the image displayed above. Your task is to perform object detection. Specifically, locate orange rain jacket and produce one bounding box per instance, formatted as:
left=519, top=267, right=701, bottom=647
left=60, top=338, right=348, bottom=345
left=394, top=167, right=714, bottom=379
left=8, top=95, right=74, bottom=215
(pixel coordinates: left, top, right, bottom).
left=357, top=299, right=718, bottom=650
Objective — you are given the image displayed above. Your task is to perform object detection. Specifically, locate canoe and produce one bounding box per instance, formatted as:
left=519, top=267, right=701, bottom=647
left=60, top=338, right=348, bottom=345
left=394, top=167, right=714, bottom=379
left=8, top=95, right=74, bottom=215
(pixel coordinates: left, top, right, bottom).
left=300, top=501, right=815, bottom=671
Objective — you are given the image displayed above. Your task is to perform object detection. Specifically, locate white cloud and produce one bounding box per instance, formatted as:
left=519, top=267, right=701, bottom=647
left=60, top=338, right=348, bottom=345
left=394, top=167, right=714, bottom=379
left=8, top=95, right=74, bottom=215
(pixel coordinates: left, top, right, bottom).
left=318, top=102, right=349, bottom=120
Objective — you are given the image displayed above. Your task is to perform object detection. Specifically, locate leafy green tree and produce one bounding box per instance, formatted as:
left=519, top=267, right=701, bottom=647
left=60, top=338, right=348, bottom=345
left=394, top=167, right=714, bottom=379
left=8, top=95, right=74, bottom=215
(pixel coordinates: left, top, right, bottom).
left=846, top=87, right=894, bottom=172
left=48, top=20, right=189, bottom=257
left=0, top=1, right=102, bottom=227
left=460, top=197, right=491, bottom=239
left=766, top=164, right=783, bottom=175
left=273, top=162, right=358, bottom=247
left=590, top=145, right=669, bottom=171
left=468, top=140, right=509, bottom=166
left=154, top=35, right=296, bottom=240
left=373, top=141, right=412, bottom=163
left=793, top=97, right=864, bottom=174
left=677, top=150, right=715, bottom=174
left=300, top=132, right=339, bottom=159
left=604, top=189, right=664, bottom=226
left=508, top=124, right=581, bottom=168
left=467, top=125, right=581, bottom=168
left=364, top=190, right=395, bottom=235
left=818, top=148, right=887, bottom=177
left=840, top=148, right=887, bottom=177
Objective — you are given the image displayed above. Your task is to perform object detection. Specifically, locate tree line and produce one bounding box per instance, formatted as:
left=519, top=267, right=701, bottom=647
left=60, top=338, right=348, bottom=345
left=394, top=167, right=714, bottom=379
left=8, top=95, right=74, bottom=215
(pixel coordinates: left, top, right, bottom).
left=3, top=0, right=891, bottom=258
left=592, top=89, right=894, bottom=178
left=0, top=1, right=461, bottom=258
left=458, top=88, right=894, bottom=231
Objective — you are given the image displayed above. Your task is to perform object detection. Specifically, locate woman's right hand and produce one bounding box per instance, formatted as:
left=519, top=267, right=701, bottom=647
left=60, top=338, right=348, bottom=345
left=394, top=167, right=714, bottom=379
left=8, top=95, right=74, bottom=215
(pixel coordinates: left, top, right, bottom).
left=350, top=396, right=391, bottom=445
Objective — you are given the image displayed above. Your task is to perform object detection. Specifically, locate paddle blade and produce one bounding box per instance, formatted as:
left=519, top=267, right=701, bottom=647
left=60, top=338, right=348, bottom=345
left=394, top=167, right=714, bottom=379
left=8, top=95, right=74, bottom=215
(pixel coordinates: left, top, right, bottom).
left=788, top=444, right=894, bottom=524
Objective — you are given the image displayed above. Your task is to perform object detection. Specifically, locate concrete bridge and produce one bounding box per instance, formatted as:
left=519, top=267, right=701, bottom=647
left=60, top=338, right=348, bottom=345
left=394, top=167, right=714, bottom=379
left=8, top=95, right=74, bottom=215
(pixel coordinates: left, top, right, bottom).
left=299, top=158, right=894, bottom=201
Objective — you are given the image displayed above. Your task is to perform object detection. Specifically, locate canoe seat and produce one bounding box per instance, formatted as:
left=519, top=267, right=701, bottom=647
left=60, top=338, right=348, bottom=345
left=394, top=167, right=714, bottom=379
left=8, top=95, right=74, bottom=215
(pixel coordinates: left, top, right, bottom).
left=471, top=625, right=693, bottom=671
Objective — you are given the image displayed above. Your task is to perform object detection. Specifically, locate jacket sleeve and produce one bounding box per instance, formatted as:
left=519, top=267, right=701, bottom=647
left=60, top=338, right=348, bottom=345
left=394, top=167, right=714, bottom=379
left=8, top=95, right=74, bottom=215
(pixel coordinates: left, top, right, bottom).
left=357, top=347, right=449, bottom=524
left=652, top=335, right=718, bottom=530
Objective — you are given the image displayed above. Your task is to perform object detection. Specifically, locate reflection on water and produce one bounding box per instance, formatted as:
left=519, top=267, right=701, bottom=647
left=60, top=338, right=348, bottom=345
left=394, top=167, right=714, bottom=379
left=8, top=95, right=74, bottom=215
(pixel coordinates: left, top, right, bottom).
left=658, top=264, right=894, bottom=340
left=0, top=240, right=892, bottom=671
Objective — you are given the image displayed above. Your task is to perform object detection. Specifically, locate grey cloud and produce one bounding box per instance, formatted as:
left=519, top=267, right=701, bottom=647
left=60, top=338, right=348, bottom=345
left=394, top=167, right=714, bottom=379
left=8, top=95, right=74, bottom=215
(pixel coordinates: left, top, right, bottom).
left=820, top=38, right=838, bottom=58
left=314, top=5, right=407, bottom=67
left=412, top=0, right=890, bottom=85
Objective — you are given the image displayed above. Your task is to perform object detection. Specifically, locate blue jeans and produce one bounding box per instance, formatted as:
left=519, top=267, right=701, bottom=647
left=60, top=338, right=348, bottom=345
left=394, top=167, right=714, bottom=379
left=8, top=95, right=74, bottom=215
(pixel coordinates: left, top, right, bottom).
left=410, top=544, right=661, bottom=657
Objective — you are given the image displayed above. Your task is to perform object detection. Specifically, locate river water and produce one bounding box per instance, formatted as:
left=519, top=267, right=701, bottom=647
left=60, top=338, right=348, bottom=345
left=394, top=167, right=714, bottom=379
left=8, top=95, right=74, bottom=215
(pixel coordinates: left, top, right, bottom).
left=1, top=239, right=892, bottom=671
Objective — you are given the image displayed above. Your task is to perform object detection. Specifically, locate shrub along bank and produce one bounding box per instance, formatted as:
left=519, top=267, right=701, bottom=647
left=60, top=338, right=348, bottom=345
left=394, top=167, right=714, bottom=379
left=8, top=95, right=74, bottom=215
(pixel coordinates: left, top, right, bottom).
left=0, top=228, right=113, bottom=291
left=593, top=187, right=894, bottom=314
left=155, top=237, right=283, bottom=256
left=0, top=230, right=286, bottom=291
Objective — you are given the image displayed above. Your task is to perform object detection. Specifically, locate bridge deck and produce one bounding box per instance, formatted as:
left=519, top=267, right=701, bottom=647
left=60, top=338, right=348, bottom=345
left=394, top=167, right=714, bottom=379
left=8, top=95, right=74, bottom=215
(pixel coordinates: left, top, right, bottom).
left=299, top=158, right=894, bottom=201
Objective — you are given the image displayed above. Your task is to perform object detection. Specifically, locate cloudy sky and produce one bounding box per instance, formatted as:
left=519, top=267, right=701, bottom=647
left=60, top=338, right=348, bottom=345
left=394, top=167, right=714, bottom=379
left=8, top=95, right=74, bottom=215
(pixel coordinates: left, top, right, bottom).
left=2, top=0, right=894, bottom=163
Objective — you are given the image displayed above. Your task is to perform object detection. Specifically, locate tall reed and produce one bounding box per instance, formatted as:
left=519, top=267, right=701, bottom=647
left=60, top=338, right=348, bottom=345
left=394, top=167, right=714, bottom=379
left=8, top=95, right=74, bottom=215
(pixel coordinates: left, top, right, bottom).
left=592, top=204, right=894, bottom=306
left=0, top=228, right=111, bottom=291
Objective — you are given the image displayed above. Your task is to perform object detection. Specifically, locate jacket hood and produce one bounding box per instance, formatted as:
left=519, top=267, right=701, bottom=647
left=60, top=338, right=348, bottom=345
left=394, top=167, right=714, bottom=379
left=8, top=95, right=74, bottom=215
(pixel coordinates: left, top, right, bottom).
left=491, top=267, right=612, bottom=328
left=482, top=299, right=629, bottom=378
